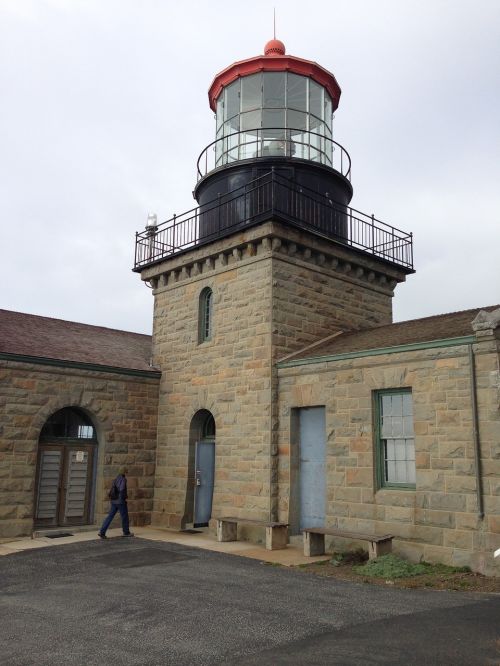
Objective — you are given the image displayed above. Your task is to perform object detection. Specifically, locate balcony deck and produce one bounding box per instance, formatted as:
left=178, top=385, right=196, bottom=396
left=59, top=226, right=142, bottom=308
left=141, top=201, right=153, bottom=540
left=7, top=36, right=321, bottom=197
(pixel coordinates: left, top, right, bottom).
left=134, top=170, right=413, bottom=272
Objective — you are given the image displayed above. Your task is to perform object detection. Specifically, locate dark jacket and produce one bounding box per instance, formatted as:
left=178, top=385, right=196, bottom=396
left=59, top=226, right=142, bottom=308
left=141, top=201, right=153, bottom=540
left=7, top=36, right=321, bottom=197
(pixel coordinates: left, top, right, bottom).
left=111, top=474, right=128, bottom=505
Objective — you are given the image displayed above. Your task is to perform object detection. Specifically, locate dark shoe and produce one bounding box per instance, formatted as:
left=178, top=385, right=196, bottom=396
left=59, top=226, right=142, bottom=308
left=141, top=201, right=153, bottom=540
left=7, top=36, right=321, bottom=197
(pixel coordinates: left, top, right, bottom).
left=98, top=532, right=107, bottom=539
left=122, top=532, right=134, bottom=537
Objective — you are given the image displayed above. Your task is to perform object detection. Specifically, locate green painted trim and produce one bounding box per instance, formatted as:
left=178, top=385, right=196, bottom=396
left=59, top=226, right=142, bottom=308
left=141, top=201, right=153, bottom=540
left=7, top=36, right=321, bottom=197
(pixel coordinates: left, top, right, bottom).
left=0, top=352, right=161, bottom=379
left=374, top=388, right=416, bottom=491
left=277, top=335, right=476, bottom=368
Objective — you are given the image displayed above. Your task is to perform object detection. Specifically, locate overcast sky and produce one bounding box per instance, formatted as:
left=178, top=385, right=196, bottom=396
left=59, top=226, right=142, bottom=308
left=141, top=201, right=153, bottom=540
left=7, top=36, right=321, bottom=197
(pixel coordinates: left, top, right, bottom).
left=1, top=0, right=499, bottom=335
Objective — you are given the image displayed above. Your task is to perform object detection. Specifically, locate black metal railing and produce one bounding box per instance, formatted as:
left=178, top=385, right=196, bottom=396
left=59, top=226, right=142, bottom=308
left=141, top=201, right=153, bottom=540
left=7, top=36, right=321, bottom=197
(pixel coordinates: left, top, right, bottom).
left=134, top=171, right=413, bottom=271
left=197, top=128, right=352, bottom=180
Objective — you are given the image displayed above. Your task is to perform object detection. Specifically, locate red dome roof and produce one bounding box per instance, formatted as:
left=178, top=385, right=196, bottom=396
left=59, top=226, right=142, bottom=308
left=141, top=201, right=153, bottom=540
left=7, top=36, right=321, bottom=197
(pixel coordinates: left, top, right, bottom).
left=208, top=42, right=341, bottom=113
left=264, top=39, right=286, bottom=56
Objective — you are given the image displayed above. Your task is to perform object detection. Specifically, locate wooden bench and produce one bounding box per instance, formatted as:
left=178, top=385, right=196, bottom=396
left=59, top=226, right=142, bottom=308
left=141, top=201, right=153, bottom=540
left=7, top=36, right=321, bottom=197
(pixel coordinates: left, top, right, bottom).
left=303, top=527, right=393, bottom=560
left=216, top=517, right=289, bottom=551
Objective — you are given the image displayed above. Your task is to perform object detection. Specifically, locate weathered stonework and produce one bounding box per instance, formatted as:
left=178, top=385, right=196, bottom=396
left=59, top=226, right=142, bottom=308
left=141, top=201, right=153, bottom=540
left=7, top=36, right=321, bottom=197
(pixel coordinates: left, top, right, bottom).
left=0, top=359, right=159, bottom=539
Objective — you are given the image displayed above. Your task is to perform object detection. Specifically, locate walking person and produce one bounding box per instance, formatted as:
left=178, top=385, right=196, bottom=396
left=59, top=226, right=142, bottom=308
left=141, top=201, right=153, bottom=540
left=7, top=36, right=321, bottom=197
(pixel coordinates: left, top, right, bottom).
left=98, top=466, right=134, bottom=538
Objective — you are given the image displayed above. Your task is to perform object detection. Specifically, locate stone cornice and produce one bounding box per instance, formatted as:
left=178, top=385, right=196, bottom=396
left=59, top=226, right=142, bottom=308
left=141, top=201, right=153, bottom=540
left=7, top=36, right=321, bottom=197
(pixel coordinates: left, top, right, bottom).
left=142, top=221, right=408, bottom=296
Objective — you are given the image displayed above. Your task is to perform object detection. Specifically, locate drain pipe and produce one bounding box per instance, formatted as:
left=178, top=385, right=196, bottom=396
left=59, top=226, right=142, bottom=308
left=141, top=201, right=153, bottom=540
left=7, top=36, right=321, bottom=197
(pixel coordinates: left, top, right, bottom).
left=468, top=343, right=484, bottom=520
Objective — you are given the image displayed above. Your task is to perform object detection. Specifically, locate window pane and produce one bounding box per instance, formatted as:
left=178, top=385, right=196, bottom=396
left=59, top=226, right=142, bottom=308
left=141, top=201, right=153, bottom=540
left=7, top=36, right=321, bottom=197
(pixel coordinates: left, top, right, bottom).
left=403, top=415, right=414, bottom=436
left=262, top=109, right=285, bottom=130
left=309, top=80, right=323, bottom=120
left=239, top=132, right=259, bottom=159
left=224, top=80, right=240, bottom=121
left=241, top=73, right=261, bottom=111
left=381, top=394, right=392, bottom=415
left=216, top=97, right=223, bottom=129
left=395, top=439, right=406, bottom=460
left=392, top=416, right=403, bottom=437
left=325, top=94, right=332, bottom=124
left=287, top=109, right=307, bottom=131
left=402, top=392, right=413, bottom=416
left=263, top=72, right=286, bottom=108
left=240, top=110, right=261, bottom=131
left=287, top=73, right=307, bottom=111
left=391, top=394, right=403, bottom=415
left=395, top=461, right=407, bottom=482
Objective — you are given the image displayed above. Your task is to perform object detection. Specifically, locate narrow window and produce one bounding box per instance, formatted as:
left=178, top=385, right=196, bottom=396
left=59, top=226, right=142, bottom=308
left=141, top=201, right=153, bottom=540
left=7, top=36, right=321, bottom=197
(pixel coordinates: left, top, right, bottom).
left=199, top=287, right=213, bottom=343
left=375, top=390, right=415, bottom=489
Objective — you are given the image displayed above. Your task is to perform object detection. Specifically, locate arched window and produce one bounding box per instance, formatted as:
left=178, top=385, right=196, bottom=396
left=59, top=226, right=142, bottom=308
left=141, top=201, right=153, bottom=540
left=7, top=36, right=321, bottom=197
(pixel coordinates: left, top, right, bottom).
left=199, top=287, right=213, bottom=343
left=40, top=407, right=96, bottom=441
left=202, top=413, right=216, bottom=440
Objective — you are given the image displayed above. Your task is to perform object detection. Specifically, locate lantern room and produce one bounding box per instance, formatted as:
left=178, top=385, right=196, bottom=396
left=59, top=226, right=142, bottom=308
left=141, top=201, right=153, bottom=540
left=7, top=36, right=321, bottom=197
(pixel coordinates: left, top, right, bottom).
left=194, top=39, right=353, bottom=213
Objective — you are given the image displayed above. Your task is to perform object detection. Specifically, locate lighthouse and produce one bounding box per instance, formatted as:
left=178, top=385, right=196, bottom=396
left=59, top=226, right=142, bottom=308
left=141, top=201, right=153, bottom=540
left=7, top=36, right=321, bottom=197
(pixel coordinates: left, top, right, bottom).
left=135, top=40, right=413, bottom=533
left=193, top=38, right=353, bottom=242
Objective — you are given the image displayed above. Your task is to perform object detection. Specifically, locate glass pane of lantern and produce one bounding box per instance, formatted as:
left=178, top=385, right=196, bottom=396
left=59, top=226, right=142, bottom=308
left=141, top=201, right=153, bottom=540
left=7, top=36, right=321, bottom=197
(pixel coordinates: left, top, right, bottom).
left=224, top=79, right=240, bottom=121
left=262, top=109, right=285, bottom=131
left=216, top=97, right=223, bottom=129
left=324, top=94, right=332, bottom=129
left=287, top=73, right=307, bottom=111
left=241, top=73, right=262, bottom=111
left=309, top=80, right=323, bottom=120
left=263, top=72, right=286, bottom=108
left=240, top=110, right=261, bottom=132
left=287, top=109, right=307, bottom=131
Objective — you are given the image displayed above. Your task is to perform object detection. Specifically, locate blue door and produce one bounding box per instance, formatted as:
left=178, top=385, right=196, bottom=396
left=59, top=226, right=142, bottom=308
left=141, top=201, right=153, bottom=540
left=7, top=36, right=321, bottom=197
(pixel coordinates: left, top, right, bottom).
left=299, top=407, right=326, bottom=530
left=193, top=440, right=215, bottom=527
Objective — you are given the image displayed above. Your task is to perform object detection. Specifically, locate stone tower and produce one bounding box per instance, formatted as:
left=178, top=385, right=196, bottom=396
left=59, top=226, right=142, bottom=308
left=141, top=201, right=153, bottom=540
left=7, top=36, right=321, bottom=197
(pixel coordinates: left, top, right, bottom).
left=134, top=39, right=413, bottom=531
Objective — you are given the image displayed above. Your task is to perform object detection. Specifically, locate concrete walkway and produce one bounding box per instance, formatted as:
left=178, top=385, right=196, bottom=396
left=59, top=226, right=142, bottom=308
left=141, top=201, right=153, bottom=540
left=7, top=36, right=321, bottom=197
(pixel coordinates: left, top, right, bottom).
left=0, top=525, right=328, bottom=566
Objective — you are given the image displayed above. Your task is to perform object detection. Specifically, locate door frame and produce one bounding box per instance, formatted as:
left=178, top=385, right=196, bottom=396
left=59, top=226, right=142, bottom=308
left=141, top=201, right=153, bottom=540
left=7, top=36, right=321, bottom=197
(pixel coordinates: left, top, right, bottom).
left=193, top=439, right=216, bottom=528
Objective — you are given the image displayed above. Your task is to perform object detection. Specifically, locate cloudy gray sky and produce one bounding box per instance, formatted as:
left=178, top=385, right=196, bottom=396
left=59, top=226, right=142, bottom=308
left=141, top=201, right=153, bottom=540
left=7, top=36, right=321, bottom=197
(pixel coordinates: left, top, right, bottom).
left=1, top=0, right=499, bottom=335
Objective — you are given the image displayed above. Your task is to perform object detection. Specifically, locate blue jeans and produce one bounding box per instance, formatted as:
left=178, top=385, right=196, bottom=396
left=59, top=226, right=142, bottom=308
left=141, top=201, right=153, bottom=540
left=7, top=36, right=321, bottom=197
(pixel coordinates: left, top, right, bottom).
left=99, top=502, right=130, bottom=535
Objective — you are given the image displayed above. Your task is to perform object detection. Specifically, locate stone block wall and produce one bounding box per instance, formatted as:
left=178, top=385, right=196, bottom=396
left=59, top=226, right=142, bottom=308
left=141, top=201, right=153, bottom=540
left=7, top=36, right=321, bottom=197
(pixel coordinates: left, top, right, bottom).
left=270, top=224, right=400, bottom=359
left=150, top=241, right=274, bottom=529
left=0, top=359, right=160, bottom=539
left=277, top=335, right=500, bottom=575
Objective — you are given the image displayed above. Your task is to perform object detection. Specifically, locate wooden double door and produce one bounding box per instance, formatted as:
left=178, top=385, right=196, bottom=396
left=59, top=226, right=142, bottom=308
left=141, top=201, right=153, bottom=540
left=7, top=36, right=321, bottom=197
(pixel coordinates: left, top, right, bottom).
left=35, top=443, right=96, bottom=528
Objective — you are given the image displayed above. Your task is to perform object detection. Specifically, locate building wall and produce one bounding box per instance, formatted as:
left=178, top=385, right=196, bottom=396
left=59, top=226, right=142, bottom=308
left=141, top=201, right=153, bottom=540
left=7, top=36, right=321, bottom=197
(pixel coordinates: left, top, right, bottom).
left=277, top=334, right=500, bottom=575
left=0, top=358, right=159, bottom=539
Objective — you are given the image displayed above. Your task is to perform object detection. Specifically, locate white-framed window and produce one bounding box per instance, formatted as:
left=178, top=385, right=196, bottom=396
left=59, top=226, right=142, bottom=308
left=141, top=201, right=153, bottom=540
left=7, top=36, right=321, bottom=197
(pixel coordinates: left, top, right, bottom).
left=375, top=389, right=415, bottom=488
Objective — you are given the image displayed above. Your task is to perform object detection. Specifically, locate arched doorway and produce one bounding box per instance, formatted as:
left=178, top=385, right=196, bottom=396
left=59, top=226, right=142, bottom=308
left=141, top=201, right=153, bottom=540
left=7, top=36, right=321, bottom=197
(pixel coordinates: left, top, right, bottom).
left=184, top=410, right=216, bottom=528
left=34, top=407, right=97, bottom=528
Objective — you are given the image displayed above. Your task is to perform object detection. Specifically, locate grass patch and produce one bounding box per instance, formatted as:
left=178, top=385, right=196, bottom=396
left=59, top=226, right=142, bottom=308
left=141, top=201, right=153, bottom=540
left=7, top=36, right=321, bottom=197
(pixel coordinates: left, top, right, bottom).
left=353, top=554, right=469, bottom=579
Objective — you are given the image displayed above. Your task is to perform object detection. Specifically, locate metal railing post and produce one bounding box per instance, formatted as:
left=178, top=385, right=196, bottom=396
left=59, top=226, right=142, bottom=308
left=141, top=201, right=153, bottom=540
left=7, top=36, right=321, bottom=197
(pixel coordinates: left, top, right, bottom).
left=371, top=214, right=375, bottom=254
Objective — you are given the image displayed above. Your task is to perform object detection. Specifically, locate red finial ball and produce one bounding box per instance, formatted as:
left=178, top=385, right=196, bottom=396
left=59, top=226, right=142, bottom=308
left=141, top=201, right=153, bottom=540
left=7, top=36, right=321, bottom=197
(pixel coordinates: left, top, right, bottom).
left=264, top=39, right=286, bottom=56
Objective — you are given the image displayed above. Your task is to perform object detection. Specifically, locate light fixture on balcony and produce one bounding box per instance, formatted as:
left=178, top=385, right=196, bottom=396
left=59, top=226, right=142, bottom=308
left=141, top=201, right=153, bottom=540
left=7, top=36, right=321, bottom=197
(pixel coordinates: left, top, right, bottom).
left=146, top=212, right=158, bottom=231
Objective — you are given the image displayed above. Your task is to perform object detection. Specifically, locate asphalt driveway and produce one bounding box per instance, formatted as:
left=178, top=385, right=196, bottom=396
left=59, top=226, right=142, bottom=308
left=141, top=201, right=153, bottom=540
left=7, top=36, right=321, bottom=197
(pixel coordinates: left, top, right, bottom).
left=0, top=538, right=498, bottom=665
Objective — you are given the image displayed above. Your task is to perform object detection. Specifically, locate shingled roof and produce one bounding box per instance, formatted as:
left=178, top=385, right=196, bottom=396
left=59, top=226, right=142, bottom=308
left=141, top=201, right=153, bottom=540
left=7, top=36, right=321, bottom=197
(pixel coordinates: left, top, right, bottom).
left=280, top=305, right=500, bottom=363
left=0, top=309, right=156, bottom=373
